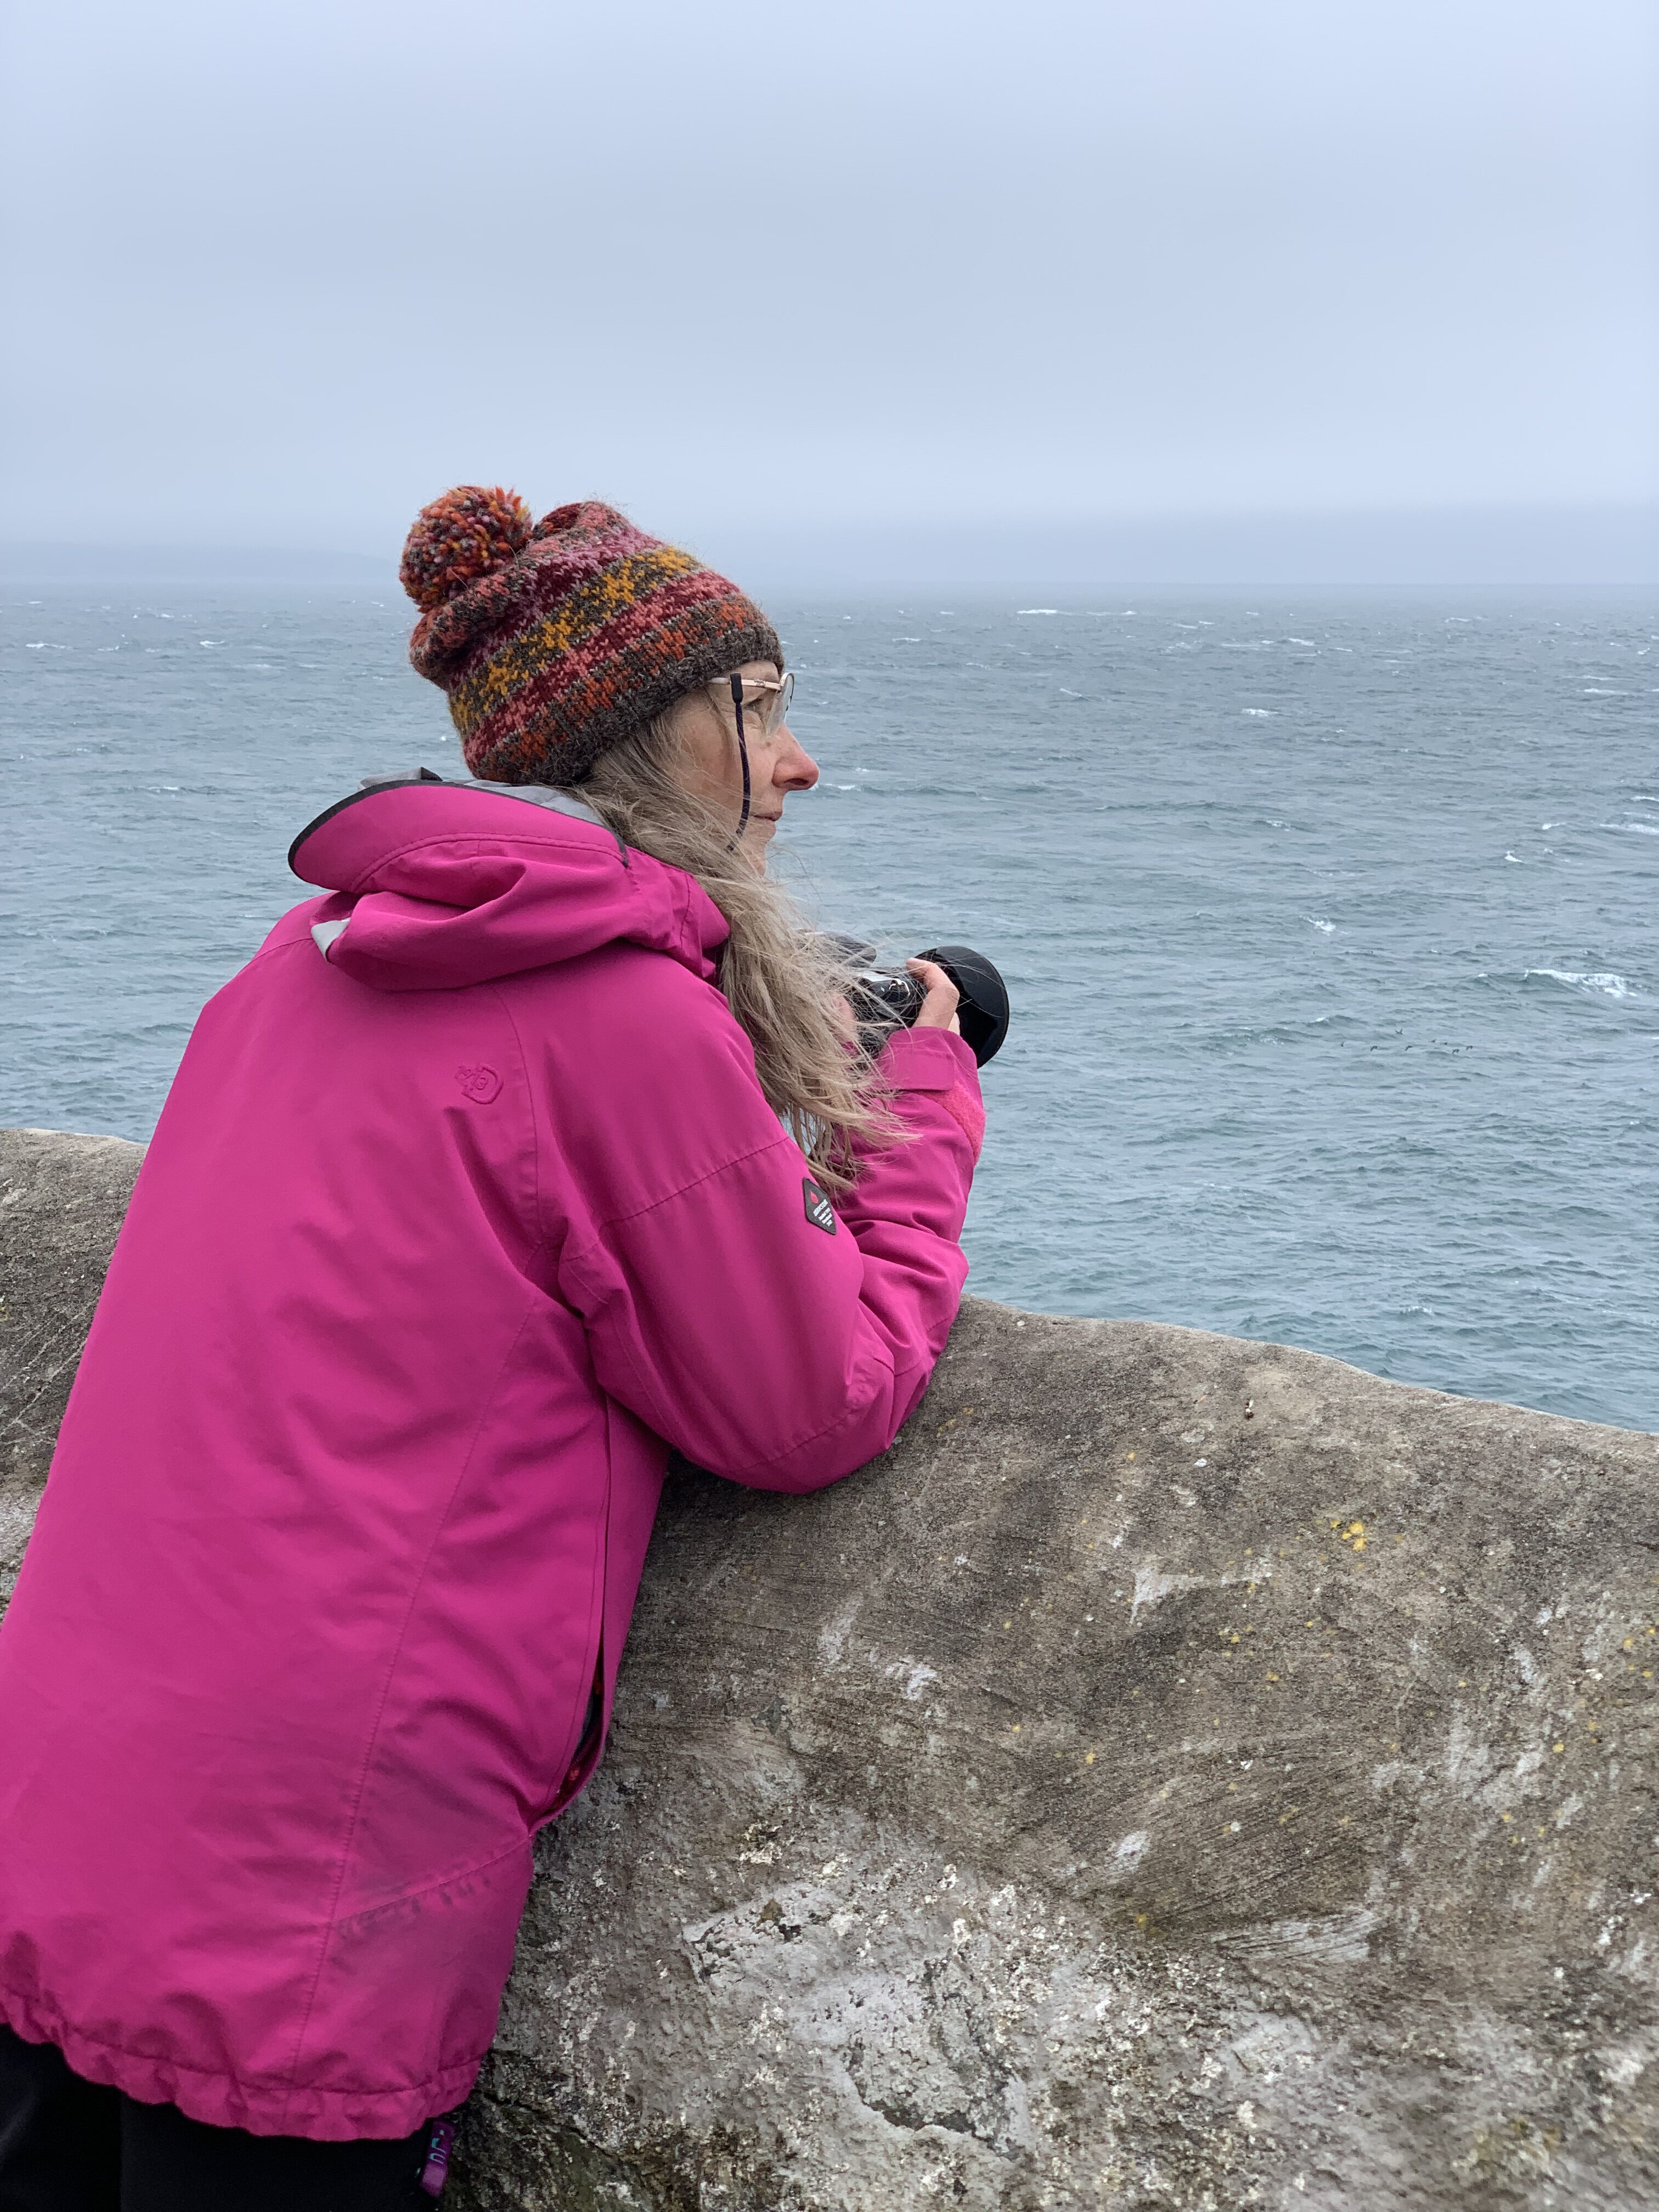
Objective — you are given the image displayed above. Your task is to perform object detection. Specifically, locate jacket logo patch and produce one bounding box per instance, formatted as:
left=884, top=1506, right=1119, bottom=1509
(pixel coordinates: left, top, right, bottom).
left=802, top=1176, right=837, bottom=1234
left=455, top=1064, right=503, bottom=1104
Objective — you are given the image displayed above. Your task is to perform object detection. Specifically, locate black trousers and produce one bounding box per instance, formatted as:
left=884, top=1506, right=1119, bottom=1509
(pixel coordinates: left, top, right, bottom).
left=0, top=2027, right=443, bottom=2211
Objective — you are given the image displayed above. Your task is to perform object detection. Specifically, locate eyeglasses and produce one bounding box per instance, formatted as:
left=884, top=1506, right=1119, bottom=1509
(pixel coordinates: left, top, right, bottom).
left=708, top=670, right=794, bottom=737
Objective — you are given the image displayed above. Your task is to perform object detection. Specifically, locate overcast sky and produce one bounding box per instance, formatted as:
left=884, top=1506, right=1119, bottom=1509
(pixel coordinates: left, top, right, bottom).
left=2, top=0, right=1655, bottom=576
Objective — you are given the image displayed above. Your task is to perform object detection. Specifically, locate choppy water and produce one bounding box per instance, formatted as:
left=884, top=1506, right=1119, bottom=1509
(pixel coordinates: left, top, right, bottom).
left=4, top=586, right=1656, bottom=1430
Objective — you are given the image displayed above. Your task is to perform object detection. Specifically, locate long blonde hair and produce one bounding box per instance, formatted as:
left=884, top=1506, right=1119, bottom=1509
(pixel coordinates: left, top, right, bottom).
left=582, top=707, right=895, bottom=1193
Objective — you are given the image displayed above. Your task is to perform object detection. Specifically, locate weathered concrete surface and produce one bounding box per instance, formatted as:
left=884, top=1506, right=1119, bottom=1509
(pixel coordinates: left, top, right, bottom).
left=5, top=1127, right=1659, bottom=2209
left=1, top=1127, right=143, bottom=1599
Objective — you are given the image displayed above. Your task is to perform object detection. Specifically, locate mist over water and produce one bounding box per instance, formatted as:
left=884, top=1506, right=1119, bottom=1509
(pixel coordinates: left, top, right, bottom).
left=5, top=588, right=1656, bottom=1430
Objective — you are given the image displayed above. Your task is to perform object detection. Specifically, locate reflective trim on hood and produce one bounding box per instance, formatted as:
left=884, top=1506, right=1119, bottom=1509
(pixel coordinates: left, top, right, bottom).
left=287, top=769, right=625, bottom=878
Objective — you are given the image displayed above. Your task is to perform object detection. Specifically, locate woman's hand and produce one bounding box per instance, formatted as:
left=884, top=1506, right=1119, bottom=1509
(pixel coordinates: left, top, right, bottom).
left=907, top=958, right=961, bottom=1035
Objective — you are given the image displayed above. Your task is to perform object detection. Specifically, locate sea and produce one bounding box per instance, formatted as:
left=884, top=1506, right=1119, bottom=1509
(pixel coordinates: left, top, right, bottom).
left=4, top=586, right=1656, bottom=1433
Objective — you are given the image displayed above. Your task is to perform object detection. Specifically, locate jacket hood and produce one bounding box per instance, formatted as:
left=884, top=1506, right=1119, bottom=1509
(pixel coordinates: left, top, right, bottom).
left=287, top=774, right=728, bottom=992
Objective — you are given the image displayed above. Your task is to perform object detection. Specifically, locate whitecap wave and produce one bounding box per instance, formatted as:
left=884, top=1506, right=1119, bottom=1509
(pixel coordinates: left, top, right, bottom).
left=1242, top=707, right=1274, bottom=718
left=1525, top=969, right=1645, bottom=1002
left=1305, top=916, right=1335, bottom=934
left=1018, top=608, right=1058, bottom=616
left=1603, top=821, right=1659, bottom=836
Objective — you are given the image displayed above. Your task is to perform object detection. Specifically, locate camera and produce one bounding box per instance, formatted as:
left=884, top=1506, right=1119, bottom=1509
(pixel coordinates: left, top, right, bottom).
left=834, top=940, right=1011, bottom=1067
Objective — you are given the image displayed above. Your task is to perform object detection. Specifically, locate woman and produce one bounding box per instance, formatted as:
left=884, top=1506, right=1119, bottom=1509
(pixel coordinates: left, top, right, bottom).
left=0, top=493, right=983, bottom=2207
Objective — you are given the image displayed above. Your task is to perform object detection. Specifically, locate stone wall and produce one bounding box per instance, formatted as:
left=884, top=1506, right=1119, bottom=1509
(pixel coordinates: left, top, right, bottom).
left=4, top=1125, right=1658, bottom=2209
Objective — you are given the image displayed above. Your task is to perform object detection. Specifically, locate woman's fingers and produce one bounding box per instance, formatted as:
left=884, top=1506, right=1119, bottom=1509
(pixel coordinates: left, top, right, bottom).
left=907, top=958, right=961, bottom=1035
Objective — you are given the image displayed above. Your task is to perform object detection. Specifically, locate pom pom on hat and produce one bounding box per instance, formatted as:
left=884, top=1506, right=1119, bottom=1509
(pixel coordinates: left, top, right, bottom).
left=399, top=485, right=533, bottom=611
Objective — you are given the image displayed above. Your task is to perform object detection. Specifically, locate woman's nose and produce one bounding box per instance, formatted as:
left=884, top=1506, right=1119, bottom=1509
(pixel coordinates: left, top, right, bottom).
left=774, top=729, right=819, bottom=791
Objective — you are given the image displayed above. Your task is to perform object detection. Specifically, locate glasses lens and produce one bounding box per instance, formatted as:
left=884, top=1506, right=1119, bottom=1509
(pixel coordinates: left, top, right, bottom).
left=765, top=672, right=794, bottom=734
left=724, top=673, right=793, bottom=735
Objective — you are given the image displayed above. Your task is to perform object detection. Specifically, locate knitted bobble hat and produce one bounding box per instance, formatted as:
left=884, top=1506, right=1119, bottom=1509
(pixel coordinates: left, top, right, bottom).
left=400, top=488, right=783, bottom=786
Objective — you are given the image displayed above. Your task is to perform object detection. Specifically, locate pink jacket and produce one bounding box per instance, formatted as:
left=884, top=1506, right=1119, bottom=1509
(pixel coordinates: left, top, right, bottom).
left=0, top=781, right=981, bottom=2139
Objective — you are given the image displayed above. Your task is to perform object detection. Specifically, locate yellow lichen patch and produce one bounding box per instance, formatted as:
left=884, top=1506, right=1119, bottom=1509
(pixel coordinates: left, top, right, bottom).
left=1267, top=1673, right=1281, bottom=1683
left=1085, top=1752, right=1096, bottom=1765
left=1553, top=1742, right=1565, bottom=1754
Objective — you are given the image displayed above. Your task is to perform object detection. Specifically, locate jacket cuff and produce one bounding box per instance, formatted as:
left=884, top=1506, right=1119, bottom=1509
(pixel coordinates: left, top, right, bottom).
left=876, top=1025, right=980, bottom=1093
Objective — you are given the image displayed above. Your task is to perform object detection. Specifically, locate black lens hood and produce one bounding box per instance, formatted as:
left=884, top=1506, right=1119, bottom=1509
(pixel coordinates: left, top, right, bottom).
left=916, top=945, right=1010, bottom=1066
